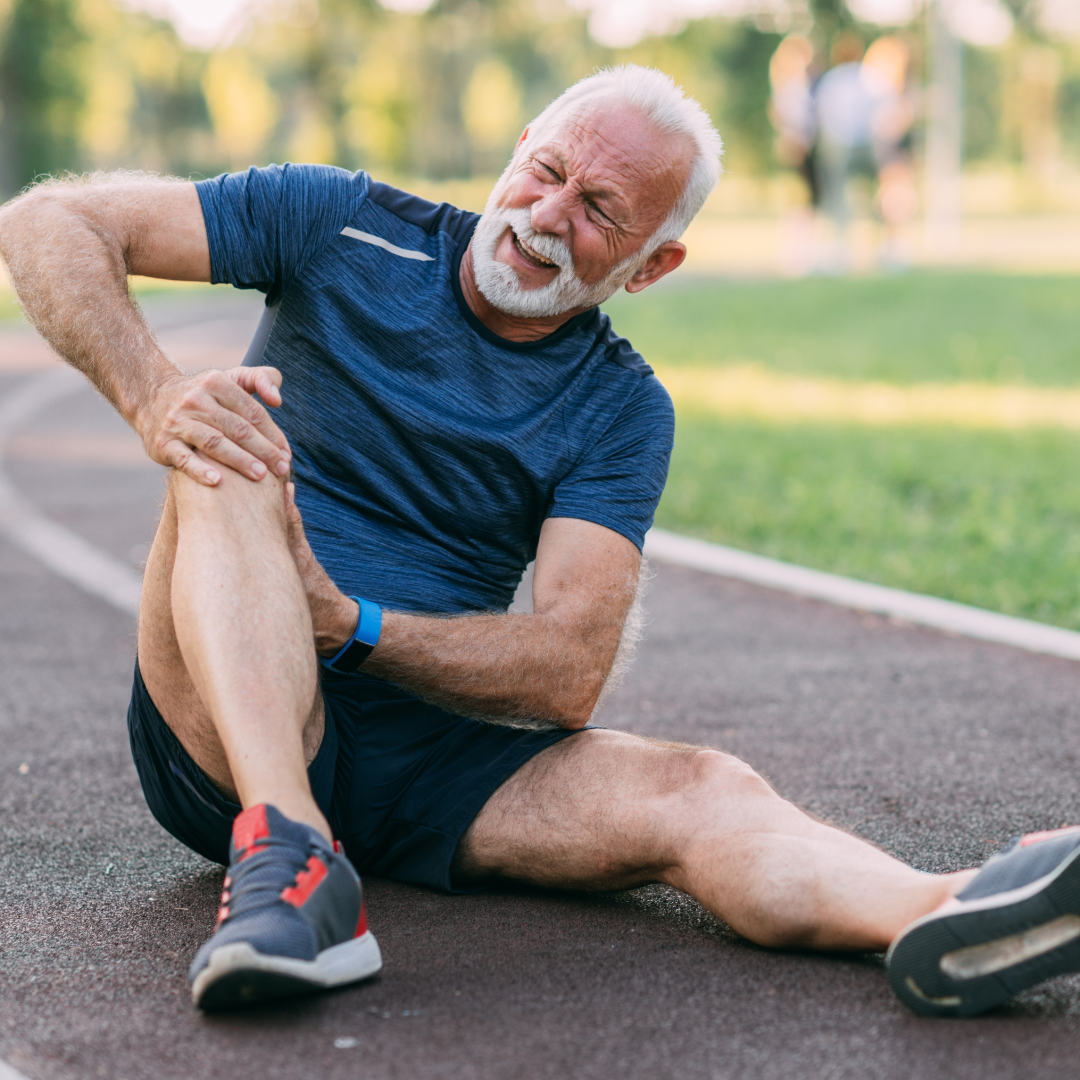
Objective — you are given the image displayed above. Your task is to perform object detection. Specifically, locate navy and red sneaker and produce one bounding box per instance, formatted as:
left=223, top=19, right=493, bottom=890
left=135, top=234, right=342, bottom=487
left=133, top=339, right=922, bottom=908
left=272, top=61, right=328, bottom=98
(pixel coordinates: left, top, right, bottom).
left=189, top=803, right=382, bottom=1010
left=887, top=826, right=1080, bottom=1017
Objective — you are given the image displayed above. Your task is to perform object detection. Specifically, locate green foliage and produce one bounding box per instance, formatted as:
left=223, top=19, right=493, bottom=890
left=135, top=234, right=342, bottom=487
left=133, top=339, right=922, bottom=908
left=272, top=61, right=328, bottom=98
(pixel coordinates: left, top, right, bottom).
left=0, top=0, right=794, bottom=191
left=0, top=284, right=20, bottom=319
left=660, top=417, right=1080, bottom=629
left=677, top=20, right=781, bottom=173
left=964, top=44, right=1003, bottom=162
left=0, top=0, right=87, bottom=194
left=0, top=0, right=1070, bottom=188
left=604, top=273, right=1080, bottom=385
left=1060, top=73, right=1080, bottom=160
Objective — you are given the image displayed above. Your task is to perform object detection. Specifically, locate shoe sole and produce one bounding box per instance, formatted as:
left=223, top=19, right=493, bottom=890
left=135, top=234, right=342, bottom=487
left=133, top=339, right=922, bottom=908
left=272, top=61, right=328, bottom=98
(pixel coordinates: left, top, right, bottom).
left=192, top=930, right=383, bottom=1010
left=887, top=847, right=1080, bottom=1017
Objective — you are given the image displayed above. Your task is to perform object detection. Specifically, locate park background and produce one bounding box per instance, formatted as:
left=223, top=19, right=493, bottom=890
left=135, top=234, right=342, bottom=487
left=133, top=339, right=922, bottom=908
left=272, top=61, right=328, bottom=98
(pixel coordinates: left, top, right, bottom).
left=3, top=0, right=1080, bottom=627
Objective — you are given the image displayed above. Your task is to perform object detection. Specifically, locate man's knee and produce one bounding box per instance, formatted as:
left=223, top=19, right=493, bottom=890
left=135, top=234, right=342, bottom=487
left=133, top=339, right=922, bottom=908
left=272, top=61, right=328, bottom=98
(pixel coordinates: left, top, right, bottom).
left=645, top=746, right=781, bottom=833
left=169, top=459, right=288, bottom=529
left=684, top=748, right=777, bottom=804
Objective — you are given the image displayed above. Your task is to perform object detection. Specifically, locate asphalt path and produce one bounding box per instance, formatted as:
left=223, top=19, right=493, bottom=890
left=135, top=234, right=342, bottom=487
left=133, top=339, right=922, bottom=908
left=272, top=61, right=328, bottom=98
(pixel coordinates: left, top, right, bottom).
left=3, top=293, right=1080, bottom=1080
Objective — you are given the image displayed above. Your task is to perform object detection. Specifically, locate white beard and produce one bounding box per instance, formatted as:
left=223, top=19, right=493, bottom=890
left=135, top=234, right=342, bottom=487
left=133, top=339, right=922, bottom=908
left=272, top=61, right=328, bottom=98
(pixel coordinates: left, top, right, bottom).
left=471, top=202, right=648, bottom=319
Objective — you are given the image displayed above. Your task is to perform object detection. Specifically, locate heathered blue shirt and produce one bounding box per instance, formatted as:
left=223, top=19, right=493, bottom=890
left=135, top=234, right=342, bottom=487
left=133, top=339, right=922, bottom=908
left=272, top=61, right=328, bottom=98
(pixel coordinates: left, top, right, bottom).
left=195, top=164, right=674, bottom=615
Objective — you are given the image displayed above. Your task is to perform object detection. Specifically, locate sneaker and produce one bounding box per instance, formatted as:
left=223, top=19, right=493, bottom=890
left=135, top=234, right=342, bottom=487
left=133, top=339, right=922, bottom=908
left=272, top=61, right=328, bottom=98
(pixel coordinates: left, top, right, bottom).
left=189, top=804, right=382, bottom=1010
left=887, top=826, right=1080, bottom=1017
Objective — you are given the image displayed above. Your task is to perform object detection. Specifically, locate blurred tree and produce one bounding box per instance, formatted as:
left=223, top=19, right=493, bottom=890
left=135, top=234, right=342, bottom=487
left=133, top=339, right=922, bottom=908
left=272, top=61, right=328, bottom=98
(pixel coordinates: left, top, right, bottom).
left=203, top=50, right=280, bottom=168
left=462, top=58, right=523, bottom=171
left=4, top=0, right=1074, bottom=194
left=0, top=0, right=87, bottom=197
left=1060, top=54, right=1080, bottom=162
left=964, top=44, right=1003, bottom=162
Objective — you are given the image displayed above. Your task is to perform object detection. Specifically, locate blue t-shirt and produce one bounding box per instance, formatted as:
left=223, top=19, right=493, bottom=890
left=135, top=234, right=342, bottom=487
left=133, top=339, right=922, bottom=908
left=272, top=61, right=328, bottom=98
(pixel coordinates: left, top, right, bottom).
left=195, top=164, right=674, bottom=615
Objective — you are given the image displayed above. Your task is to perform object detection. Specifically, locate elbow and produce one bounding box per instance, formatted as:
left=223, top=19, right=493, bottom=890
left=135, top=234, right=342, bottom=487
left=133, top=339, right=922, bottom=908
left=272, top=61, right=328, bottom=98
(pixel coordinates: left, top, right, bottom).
left=547, top=673, right=606, bottom=730
left=0, top=189, right=57, bottom=253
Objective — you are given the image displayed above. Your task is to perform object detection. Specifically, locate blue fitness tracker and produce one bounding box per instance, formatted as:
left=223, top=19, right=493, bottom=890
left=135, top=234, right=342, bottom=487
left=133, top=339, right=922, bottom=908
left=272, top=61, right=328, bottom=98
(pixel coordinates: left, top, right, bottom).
left=323, top=596, right=382, bottom=674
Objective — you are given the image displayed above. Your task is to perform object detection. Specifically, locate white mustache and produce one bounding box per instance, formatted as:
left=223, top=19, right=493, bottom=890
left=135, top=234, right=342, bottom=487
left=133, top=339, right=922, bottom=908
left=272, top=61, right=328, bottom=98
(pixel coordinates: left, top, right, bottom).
left=500, top=208, right=575, bottom=274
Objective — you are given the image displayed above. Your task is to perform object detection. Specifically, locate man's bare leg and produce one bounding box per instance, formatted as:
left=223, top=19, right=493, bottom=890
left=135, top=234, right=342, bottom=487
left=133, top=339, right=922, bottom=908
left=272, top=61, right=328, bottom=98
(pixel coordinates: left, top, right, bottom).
left=456, top=731, right=975, bottom=951
left=138, top=461, right=329, bottom=839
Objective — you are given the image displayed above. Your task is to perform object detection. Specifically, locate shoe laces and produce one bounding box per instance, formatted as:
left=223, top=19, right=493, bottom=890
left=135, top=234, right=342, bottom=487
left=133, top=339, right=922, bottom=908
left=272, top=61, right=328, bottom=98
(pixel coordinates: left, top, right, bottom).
left=216, top=835, right=313, bottom=928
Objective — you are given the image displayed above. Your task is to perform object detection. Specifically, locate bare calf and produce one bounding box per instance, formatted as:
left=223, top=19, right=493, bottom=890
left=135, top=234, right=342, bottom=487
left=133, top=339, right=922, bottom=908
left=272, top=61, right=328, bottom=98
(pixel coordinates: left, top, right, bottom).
left=138, top=462, right=329, bottom=837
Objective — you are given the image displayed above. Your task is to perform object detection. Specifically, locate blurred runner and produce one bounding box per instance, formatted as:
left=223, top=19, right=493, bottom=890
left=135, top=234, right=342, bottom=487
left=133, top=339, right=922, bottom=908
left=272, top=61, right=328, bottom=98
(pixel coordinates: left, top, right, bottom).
left=813, top=32, right=873, bottom=271
left=769, top=33, right=821, bottom=275
left=814, top=32, right=917, bottom=272
left=864, top=35, right=918, bottom=269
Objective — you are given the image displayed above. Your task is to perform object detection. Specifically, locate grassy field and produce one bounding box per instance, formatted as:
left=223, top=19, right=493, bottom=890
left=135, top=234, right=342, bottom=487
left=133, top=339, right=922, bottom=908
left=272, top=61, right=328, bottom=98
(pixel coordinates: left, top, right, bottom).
left=605, top=272, right=1080, bottom=385
left=605, top=272, right=1080, bottom=629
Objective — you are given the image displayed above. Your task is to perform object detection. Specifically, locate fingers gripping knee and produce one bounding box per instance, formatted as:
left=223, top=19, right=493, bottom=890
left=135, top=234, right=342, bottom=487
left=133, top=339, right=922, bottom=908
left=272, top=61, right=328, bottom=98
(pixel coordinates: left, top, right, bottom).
left=169, top=454, right=290, bottom=529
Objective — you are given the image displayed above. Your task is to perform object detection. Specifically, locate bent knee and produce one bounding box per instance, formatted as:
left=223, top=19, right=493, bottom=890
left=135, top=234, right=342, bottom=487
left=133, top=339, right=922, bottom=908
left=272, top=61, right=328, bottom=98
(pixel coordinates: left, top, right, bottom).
left=170, top=457, right=287, bottom=518
left=686, top=748, right=777, bottom=804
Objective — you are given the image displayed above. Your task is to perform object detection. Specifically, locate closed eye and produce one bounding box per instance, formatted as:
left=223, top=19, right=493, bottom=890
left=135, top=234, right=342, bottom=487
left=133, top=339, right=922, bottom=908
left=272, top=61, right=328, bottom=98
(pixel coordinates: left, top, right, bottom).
left=588, top=201, right=613, bottom=225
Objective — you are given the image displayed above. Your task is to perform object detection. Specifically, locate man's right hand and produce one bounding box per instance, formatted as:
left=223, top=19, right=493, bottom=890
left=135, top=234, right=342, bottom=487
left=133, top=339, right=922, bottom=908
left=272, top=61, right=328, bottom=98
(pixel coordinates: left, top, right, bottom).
left=139, top=365, right=292, bottom=486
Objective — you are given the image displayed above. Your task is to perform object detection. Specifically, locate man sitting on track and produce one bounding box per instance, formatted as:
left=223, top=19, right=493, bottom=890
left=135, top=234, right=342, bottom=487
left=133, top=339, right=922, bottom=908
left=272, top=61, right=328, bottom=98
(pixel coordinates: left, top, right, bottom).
left=3, top=65, right=1079, bottom=1018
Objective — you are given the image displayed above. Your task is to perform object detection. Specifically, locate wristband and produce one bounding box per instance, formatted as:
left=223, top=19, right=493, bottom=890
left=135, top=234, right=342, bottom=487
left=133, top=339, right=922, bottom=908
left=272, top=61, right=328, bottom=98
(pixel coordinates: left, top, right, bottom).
left=322, top=596, right=382, bottom=674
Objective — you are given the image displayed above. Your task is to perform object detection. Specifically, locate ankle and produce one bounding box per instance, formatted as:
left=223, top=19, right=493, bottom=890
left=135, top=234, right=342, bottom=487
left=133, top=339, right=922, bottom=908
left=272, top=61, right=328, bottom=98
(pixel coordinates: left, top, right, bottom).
left=244, top=797, right=332, bottom=845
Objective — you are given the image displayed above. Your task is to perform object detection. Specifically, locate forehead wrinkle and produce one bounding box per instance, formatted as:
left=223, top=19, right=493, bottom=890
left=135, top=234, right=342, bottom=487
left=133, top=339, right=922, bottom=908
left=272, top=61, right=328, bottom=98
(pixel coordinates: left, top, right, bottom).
left=539, top=108, right=688, bottom=230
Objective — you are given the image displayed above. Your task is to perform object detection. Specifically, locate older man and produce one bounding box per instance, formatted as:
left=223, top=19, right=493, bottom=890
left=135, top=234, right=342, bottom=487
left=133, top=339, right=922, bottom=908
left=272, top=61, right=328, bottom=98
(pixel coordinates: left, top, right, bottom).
left=3, top=65, right=1080, bottom=1019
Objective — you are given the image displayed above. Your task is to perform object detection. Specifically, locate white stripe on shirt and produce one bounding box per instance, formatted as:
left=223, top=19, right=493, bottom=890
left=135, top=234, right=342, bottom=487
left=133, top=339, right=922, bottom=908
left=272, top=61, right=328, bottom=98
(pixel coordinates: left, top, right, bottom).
left=340, top=227, right=434, bottom=261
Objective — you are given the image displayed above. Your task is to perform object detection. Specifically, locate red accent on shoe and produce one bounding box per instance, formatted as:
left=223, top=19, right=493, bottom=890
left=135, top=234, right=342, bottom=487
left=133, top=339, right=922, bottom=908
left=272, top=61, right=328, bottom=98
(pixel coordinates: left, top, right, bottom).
left=1021, top=826, right=1080, bottom=847
left=281, top=856, right=328, bottom=907
left=334, top=840, right=344, bottom=855
left=354, top=900, right=368, bottom=938
left=232, top=805, right=271, bottom=861
left=216, top=905, right=229, bottom=925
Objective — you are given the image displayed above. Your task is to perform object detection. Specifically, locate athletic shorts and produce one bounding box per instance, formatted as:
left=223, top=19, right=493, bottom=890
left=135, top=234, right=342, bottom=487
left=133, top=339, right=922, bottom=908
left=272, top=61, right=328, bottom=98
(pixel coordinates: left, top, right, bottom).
left=126, top=660, right=581, bottom=893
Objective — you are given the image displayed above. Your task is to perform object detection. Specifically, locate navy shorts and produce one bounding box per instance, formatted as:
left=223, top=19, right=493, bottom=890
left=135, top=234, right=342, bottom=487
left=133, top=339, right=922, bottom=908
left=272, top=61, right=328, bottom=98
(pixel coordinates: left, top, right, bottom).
left=127, top=660, right=581, bottom=892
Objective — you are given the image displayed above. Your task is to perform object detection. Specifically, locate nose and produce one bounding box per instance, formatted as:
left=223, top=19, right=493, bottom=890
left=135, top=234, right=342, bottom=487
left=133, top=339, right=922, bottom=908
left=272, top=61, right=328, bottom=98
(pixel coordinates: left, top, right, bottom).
left=529, top=187, right=571, bottom=239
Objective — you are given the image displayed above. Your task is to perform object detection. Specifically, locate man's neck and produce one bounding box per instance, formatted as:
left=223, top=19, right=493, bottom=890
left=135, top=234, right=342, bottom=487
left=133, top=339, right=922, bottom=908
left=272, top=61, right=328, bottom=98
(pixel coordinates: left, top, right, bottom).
left=458, top=241, right=589, bottom=344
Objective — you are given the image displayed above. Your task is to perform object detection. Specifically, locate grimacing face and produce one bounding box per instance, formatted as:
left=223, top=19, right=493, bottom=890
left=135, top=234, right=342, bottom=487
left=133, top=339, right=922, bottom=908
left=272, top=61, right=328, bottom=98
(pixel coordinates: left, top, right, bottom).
left=470, top=100, right=693, bottom=318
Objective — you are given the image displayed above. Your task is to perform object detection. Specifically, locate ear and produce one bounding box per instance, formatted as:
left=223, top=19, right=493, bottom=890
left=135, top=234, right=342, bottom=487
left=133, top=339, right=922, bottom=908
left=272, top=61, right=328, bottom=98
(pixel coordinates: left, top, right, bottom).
left=623, top=241, right=686, bottom=294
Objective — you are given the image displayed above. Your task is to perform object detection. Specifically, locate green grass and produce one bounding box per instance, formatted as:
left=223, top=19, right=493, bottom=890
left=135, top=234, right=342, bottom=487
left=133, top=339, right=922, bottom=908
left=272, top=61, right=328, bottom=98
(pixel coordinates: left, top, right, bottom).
left=610, top=272, right=1080, bottom=628
left=604, top=272, right=1080, bottom=385
left=659, top=415, right=1080, bottom=629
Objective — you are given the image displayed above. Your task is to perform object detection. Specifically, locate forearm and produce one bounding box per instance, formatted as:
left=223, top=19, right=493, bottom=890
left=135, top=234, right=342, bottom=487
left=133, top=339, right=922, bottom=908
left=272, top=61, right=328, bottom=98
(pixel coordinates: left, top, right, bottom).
left=0, top=185, right=177, bottom=425
left=364, top=609, right=617, bottom=728
left=286, top=496, right=639, bottom=728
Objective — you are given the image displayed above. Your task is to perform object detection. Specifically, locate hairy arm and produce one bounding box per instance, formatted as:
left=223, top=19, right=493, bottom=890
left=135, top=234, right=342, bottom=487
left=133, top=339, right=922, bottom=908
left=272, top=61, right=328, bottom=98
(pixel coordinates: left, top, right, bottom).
left=286, top=494, right=641, bottom=729
left=0, top=175, right=290, bottom=484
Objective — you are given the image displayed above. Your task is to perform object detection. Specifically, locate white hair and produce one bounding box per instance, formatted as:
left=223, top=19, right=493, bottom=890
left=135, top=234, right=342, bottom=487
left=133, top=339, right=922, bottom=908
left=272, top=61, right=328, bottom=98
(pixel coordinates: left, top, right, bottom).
left=524, top=64, right=723, bottom=248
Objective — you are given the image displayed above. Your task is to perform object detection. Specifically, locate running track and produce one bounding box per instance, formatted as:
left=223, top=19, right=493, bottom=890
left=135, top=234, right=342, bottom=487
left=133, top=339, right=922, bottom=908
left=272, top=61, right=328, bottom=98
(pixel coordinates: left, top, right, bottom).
left=2, top=293, right=1080, bottom=1080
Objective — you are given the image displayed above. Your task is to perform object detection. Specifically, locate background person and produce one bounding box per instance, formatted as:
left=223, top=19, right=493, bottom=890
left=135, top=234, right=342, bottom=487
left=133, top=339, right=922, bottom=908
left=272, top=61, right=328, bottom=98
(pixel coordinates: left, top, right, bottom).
left=814, top=31, right=918, bottom=272
left=769, top=33, right=822, bottom=276
left=864, top=34, right=919, bottom=268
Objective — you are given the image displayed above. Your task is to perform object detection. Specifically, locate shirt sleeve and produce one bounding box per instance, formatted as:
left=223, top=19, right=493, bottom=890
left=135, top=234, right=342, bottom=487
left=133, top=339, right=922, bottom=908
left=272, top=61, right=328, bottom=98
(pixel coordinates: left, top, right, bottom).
left=195, top=164, right=370, bottom=303
left=548, top=373, right=675, bottom=551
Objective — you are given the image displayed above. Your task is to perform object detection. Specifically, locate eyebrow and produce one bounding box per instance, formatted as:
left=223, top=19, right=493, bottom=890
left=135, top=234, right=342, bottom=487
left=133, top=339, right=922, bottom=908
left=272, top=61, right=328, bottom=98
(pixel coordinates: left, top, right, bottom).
left=532, top=147, right=629, bottom=220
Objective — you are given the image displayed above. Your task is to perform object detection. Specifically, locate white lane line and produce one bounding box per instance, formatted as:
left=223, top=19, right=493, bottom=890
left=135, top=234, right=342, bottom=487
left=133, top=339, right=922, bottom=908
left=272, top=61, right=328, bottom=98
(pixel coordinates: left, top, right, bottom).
left=0, top=368, right=143, bottom=616
left=0, top=1057, right=32, bottom=1080
left=644, top=527, right=1080, bottom=663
